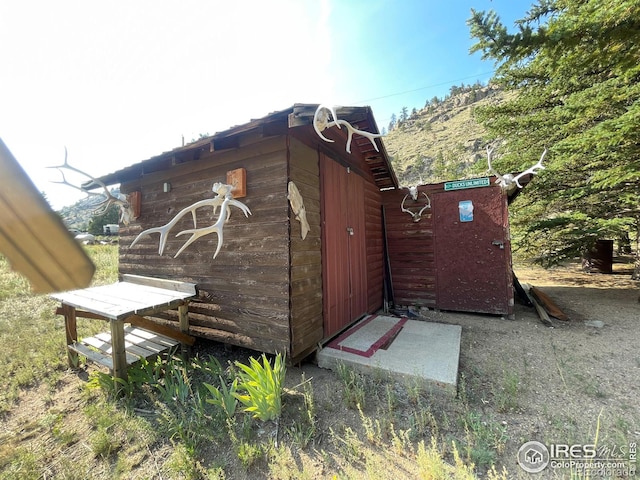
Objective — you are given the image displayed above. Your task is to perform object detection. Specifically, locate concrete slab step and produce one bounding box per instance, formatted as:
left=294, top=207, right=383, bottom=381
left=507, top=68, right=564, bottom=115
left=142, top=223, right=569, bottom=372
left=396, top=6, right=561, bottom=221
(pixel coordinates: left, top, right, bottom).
left=317, top=315, right=461, bottom=396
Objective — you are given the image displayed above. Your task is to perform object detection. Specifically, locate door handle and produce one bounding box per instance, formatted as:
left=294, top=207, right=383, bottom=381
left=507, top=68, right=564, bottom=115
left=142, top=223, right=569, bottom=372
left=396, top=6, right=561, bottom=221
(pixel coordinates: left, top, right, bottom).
left=346, top=227, right=354, bottom=236
left=491, top=240, right=504, bottom=250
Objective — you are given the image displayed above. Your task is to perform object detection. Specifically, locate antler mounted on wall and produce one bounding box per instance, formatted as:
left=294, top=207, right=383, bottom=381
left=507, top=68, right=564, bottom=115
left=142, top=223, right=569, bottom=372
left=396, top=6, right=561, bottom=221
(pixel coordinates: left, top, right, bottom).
left=313, top=104, right=383, bottom=154
left=486, top=147, right=547, bottom=191
left=401, top=186, right=431, bottom=222
left=48, top=147, right=137, bottom=225
left=130, top=182, right=251, bottom=259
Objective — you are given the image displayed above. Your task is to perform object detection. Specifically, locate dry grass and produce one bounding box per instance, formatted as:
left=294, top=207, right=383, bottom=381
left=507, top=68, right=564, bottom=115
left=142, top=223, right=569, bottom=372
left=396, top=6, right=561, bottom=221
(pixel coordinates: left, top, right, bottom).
left=0, top=245, right=117, bottom=415
left=2, top=244, right=637, bottom=479
left=0, top=244, right=512, bottom=479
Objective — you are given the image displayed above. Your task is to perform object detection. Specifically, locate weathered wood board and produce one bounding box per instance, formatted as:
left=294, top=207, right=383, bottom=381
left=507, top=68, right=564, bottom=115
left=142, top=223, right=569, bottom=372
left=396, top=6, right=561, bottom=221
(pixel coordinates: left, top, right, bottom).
left=0, top=138, right=95, bottom=293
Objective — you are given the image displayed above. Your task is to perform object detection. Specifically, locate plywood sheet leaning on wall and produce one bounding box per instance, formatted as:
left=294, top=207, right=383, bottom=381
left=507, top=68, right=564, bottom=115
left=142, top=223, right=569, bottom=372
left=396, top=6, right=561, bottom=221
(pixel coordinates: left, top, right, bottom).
left=0, top=139, right=95, bottom=293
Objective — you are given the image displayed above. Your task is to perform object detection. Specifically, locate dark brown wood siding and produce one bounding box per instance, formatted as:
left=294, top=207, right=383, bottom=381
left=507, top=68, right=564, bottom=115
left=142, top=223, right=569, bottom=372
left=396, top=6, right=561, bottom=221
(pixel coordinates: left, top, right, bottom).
left=364, top=178, right=383, bottom=313
left=119, top=134, right=291, bottom=355
left=381, top=186, right=437, bottom=307
left=288, top=137, right=323, bottom=361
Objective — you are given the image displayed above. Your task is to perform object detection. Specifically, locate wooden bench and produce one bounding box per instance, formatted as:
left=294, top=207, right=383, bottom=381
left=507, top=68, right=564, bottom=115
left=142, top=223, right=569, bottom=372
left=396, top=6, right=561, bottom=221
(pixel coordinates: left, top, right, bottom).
left=52, top=275, right=197, bottom=382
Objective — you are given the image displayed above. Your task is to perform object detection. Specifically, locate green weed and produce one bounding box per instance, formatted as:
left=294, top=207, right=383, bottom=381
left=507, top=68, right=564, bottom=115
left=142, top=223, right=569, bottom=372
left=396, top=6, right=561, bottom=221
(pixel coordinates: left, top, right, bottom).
left=359, top=404, right=383, bottom=445
left=164, top=443, right=202, bottom=480
left=330, top=426, right=364, bottom=464
left=0, top=446, right=40, bottom=480
left=285, top=374, right=317, bottom=449
left=237, top=440, right=269, bottom=469
left=233, top=353, right=286, bottom=422
left=389, top=423, right=413, bottom=455
left=458, top=411, right=508, bottom=469
left=335, top=362, right=366, bottom=409
left=205, top=376, right=239, bottom=419
left=494, top=369, right=520, bottom=413
left=407, top=401, right=439, bottom=440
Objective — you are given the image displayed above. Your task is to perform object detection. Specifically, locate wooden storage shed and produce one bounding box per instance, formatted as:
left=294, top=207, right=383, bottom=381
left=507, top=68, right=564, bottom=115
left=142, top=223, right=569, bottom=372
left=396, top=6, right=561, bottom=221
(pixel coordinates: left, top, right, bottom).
left=380, top=178, right=529, bottom=317
left=93, top=104, right=397, bottom=363
left=91, top=104, right=527, bottom=363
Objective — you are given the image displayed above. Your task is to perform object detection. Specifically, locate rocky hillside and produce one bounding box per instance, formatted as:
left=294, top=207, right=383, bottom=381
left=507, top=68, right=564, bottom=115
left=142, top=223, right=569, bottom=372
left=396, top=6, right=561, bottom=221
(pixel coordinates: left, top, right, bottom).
left=57, top=188, right=121, bottom=232
left=382, top=85, right=506, bottom=187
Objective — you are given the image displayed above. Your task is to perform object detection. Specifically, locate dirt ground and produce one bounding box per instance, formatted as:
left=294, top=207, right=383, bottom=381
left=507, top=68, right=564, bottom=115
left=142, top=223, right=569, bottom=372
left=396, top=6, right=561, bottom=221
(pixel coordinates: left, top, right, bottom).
left=297, top=259, right=640, bottom=477
left=422, top=260, right=639, bottom=476
left=2, top=260, right=639, bottom=479
left=281, top=259, right=640, bottom=478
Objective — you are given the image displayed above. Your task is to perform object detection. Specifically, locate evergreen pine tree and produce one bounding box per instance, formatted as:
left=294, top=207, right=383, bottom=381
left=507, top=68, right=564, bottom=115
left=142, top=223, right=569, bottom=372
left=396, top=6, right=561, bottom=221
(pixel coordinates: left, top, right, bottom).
left=468, top=0, right=640, bottom=277
left=388, top=113, right=397, bottom=132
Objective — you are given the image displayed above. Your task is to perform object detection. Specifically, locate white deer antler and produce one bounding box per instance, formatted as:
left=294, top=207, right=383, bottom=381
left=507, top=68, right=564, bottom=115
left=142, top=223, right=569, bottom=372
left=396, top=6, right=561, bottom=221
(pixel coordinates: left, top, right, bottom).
left=511, top=149, right=546, bottom=188
left=486, top=147, right=547, bottom=190
left=313, top=104, right=383, bottom=154
left=486, top=146, right=509, bottom=188
left=401, top=189, right=431, bottom=222
left=48, top=147, right=135, bottom=224
left=130, top=182, right=251, bottom=259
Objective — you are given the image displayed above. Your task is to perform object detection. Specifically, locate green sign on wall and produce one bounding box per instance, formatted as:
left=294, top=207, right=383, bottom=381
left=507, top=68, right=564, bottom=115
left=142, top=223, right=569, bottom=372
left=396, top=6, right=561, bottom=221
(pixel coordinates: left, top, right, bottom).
left=444, top=177, right=490, bottom=191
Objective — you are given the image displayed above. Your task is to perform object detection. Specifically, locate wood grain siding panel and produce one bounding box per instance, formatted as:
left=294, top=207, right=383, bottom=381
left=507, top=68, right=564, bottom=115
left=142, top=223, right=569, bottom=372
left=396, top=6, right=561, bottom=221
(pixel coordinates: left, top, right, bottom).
left=347, top=172, right=368, bottom=319
left=119, top=134, right=291, bottom=355
left=364, top=179, right=383, bottom=313
left=381, top=186, right=437, bottom=307
left=122, top=135, right=287, bottom=192
left=288, top=138, right=323, bottom=360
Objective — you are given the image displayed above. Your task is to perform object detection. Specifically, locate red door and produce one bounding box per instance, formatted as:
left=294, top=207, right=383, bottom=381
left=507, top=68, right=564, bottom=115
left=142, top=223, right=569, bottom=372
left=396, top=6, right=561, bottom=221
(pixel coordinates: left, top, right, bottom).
left=321, top=155, right=368, bottom=337
left=433, top=186, right=513, bottom=315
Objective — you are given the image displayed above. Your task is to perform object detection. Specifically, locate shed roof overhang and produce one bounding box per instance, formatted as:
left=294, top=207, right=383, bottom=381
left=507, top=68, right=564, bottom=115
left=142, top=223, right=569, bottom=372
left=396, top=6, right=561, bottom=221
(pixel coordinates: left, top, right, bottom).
left=288, top=104, right=398, bottom=190
left=88, top=104, right=398, bottom=191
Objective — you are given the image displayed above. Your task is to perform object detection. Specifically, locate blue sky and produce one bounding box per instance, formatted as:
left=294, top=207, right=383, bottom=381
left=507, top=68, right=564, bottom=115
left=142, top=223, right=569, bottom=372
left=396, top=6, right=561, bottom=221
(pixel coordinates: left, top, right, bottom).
left=0, top=0, right=529, bottom=208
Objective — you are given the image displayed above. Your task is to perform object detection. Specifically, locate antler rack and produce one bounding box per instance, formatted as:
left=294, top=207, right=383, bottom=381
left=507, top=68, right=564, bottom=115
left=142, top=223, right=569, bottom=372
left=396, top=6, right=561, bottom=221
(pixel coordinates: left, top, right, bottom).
left=313, top=105, right=383, bottom=154
left=48, top=147, right=135, bottom=224
left=486, top=147, right=547, bottom=190
left=130, top=182, right=251, bottom=259
left=401, top=186, right=431, bottom=222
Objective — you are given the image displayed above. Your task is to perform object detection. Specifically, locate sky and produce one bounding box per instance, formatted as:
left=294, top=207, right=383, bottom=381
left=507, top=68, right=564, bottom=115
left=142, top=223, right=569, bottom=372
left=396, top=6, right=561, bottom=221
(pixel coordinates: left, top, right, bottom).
left=1, top=0, right=530, bottom=209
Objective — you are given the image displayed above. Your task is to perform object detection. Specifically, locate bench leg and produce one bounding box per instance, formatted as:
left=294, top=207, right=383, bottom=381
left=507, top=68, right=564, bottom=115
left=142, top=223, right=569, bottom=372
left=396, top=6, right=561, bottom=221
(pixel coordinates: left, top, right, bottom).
left=62, top=304, right=79, bottom=368
left=178, top=303, right=189, bottom=333
left=178, top=303, right=190, bottom=356
left=110, top=320, right=127, bottom=388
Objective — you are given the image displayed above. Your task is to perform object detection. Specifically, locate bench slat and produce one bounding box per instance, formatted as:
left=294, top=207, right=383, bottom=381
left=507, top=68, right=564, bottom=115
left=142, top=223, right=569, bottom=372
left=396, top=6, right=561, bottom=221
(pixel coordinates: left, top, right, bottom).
left=73, top=327, right=180, bottom=371
left=68, top=342, right=114, bottom=370
left=121, top=274, right=197, bottom=295
left=84, top=335, right=142, bottom=364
